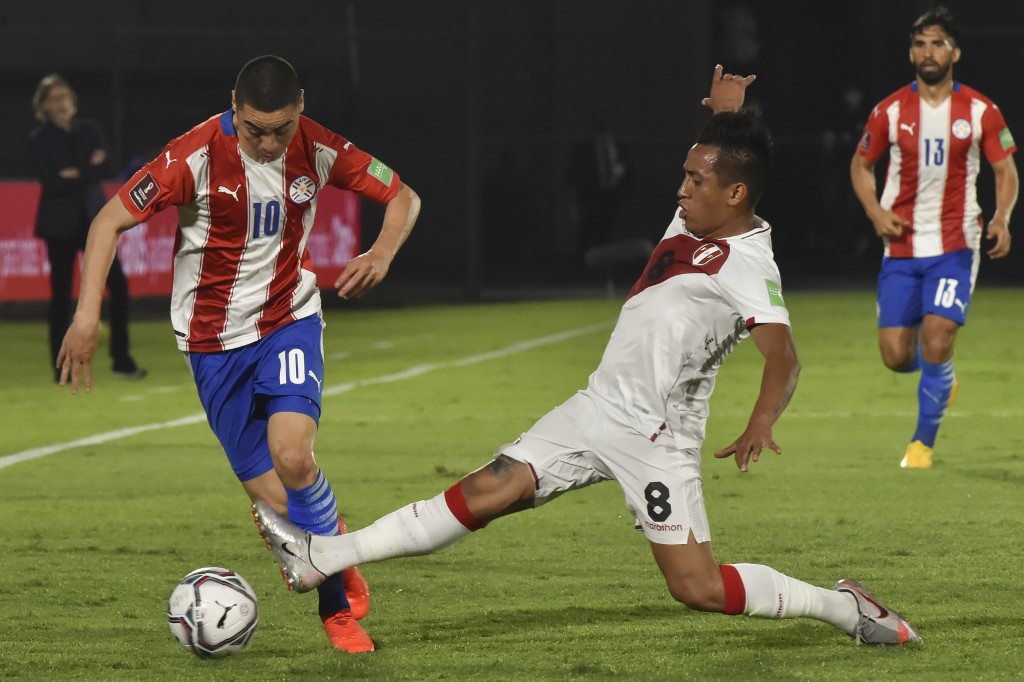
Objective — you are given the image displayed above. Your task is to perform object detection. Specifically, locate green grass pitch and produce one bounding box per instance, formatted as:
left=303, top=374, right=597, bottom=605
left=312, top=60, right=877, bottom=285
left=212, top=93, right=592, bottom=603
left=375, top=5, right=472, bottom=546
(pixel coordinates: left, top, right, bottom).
left=1, top=290, right=1022, bottom=680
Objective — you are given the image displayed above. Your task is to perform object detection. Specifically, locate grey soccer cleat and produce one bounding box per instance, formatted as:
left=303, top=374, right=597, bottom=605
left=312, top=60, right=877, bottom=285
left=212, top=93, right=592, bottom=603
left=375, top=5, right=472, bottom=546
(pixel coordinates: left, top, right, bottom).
left=252, top=500, right=328, bottom=593
left=835, top=579, right=922, bottom=646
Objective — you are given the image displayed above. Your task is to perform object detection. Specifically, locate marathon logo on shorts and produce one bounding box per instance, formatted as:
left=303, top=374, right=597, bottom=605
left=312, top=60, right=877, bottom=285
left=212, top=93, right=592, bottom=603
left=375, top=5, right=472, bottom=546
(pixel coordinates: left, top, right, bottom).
left=642, top=519, right=686, bottom=533
left=129, top=172, right=159, bottom=212
left=692, top=243, right=723, bottom=266
left=366, top=157, right=394, bottom=187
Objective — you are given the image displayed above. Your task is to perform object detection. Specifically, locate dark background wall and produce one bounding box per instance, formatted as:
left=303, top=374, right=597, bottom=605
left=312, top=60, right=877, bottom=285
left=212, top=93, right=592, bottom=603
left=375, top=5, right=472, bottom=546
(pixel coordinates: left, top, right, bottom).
left=3, top=0, right=1022, bottom=300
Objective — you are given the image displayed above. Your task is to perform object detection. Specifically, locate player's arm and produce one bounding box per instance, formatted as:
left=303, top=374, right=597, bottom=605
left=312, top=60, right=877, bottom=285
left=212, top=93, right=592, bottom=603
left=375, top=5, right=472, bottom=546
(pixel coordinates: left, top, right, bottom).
left=850, top=152, right=908, bottom=238
left=335, top=182, right=421, bottom=299
left=56, top=196, right=139, bottom=393
left=701, top=64, right=756, bottom=113
left=714, top=323, right=800, bottom=472
left=986, top=155, right=1017, bottom=259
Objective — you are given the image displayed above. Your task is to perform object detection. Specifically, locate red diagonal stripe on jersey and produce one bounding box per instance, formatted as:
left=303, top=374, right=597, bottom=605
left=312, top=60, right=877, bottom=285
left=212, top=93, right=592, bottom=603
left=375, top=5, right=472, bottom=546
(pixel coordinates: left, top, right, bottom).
left=628, top=233, right=730, bottom=299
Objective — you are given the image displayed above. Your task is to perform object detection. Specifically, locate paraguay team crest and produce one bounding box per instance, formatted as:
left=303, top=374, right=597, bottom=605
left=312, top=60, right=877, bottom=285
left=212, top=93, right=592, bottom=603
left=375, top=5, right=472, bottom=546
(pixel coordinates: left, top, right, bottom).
left=951, top=119, right=972, bottom=140
left=289, top=176, right=316, bottom=203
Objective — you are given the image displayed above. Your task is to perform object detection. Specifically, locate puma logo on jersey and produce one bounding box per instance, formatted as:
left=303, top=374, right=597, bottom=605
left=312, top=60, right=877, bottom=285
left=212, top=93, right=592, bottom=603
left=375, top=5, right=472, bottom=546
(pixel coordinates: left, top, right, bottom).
left=343, top=141, right=352, bottom=151
left=900, top=122, right=916, bottom=136
left=164, top=151, right=178, bottom=168
left=217, top=184, right=242, bottom=201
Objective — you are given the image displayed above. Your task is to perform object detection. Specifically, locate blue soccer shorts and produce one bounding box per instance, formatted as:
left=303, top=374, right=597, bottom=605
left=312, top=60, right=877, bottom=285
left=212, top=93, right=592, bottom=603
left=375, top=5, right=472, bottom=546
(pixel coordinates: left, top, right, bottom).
left=187, top=315, right=326, bottom=482
left=877, top=248, right=978, bottom=328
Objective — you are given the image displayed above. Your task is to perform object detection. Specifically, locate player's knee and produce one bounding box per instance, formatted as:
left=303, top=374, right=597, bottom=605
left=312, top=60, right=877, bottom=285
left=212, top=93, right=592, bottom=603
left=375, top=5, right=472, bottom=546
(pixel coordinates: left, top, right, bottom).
left=272, top=448, right=318, bottom=489
left=879, top=344, right=907, bottom=371
left=920, top=334, right=954, bottom=363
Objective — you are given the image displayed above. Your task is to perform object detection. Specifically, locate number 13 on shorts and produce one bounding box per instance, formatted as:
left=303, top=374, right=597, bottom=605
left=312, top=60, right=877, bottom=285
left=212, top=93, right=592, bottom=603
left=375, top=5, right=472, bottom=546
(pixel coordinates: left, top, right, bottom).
left=933, top=277, right=959, bottom=309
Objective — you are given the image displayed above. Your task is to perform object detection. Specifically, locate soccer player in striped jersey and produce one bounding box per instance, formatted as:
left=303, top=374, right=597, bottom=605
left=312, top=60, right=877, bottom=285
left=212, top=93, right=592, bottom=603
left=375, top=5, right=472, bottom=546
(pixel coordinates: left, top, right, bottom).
left=851, top=6, right=1018, bottom=469
left=254, top=66, right=921, bottom=648
left=57, top=55, right=421, bottom=653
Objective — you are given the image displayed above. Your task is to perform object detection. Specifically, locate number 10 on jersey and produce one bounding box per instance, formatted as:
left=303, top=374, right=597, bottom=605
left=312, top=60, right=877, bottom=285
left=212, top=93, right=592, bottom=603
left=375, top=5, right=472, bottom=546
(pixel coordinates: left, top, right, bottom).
left=253, top=200, right=281, bottom=239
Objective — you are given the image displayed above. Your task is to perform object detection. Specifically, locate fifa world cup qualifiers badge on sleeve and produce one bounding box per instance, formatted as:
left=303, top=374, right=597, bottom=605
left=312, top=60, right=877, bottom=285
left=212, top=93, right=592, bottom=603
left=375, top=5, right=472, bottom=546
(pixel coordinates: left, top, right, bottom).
left=129, top=172, right=159, bottom=211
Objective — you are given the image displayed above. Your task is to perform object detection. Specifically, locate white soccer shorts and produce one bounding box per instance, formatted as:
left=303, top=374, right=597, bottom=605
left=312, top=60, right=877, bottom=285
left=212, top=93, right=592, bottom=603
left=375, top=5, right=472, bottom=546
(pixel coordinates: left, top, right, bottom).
left=498, top=391, right=711, bottom=545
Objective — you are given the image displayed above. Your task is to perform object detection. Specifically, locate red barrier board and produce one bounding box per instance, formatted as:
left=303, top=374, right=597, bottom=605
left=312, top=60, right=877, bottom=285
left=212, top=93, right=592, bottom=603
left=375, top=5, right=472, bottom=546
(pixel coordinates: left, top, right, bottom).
left=0, top=181, right=361, bottom=302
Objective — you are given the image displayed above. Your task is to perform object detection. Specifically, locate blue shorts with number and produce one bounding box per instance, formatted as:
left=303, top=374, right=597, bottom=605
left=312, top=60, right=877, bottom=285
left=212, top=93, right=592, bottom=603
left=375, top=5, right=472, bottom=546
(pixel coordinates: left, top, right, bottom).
left=187, top=315, right=326, bottom=482
left=877, top=248, right=976, bottom=328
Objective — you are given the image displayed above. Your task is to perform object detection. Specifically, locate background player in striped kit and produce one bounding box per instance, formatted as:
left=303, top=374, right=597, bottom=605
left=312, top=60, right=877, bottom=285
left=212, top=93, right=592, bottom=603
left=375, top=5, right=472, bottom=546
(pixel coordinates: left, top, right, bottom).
left=850, top=5, right=1018, bottom=469
left=57, top=55, right=421, bottom=652
left=255, top=66, right=921, bottom=648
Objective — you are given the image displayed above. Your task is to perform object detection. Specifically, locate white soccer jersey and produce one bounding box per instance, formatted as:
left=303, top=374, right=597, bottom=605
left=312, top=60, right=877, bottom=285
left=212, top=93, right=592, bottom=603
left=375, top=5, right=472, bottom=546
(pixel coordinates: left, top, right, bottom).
left=586, top=213, right=790, bottom=447
left=118, top=111, right=400, bottom=352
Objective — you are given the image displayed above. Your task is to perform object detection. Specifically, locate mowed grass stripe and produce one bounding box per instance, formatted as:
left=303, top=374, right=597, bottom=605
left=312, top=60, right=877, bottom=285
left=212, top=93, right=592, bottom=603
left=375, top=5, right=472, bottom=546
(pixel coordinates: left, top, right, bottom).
left=0, top=320, right=612, bottom=472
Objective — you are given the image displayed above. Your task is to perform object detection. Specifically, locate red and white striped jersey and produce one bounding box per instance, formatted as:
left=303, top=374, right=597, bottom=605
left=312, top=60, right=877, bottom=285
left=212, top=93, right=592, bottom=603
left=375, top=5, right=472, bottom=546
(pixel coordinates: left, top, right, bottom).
left=118, top=111, right=401, bottom=352
left=858, top=82, right=1016, bottom=258
left=586, top=212, right=790, bottom=446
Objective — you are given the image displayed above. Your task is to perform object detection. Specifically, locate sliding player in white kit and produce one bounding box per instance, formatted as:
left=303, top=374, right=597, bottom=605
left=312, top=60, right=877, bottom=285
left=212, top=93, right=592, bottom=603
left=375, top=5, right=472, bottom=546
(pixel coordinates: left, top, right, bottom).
left=255, top=66, right=921, bottom=646
left=57, top=55, right=421, bottom=653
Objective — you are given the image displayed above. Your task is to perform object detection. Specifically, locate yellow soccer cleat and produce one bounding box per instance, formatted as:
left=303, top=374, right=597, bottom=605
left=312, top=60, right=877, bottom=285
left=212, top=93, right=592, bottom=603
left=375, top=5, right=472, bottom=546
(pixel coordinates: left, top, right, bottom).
left=900, top=440, right=933, bottom=469
left=947, top=377, right=958, bottom=408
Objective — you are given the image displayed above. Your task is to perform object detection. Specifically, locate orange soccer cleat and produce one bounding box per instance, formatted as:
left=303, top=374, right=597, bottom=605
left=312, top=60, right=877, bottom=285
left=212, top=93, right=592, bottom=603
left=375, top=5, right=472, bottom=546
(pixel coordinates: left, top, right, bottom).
left=337, top=515, right=371, bottom=620
left=322, top=609, right=375, bottom=653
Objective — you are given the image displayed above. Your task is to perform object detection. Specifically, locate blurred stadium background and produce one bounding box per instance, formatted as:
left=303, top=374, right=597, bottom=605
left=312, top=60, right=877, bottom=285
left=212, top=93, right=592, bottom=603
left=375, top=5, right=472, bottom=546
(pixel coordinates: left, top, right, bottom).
left=1, top=0, right=1022, bottom=312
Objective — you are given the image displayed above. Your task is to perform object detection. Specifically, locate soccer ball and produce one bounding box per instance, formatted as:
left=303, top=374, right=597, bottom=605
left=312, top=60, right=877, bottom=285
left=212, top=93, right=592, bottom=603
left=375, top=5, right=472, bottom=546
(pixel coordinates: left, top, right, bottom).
left=167, top=567, right=260, bottom=658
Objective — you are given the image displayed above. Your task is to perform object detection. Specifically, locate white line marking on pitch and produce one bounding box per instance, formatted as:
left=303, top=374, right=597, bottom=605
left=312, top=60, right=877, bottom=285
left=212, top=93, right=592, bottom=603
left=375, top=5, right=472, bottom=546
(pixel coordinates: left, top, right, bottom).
left=0, top=321, right=612, bottom=472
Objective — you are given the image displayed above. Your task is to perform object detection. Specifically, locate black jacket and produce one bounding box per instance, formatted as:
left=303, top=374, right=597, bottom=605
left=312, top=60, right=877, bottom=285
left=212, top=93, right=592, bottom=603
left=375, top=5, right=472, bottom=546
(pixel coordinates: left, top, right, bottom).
left=28, top=118, right=112, bottom=239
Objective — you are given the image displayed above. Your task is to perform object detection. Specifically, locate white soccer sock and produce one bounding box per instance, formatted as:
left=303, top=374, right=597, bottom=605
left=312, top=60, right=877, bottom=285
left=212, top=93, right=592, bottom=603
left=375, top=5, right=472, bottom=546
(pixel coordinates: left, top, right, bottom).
left=731, top=563, right=860, bottom=634
left=309, top=490, right=473, bottom=575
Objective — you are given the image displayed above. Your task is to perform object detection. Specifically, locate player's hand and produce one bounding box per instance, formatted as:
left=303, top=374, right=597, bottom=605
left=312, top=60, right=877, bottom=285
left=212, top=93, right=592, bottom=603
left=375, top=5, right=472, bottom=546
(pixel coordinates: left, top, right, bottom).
left=56, top=316, right=100, bottom=394
left=335, top=249, right=392, bottom=299
left=89, top=149, right=107, bottom=166
left=701, top=64, right=756, bottom=114
left=713, top=426, right=781, bottom=472
left=985, top=217, right=1012, bottom=258
left=869, top=209, right=909, bottom=238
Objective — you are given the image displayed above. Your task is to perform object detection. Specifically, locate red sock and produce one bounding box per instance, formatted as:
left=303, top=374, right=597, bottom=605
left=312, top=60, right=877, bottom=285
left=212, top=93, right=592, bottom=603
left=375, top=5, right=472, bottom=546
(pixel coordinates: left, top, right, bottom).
left=719, top=564, right=747, bottom=615
left=443, top=483, right=488, bottom=531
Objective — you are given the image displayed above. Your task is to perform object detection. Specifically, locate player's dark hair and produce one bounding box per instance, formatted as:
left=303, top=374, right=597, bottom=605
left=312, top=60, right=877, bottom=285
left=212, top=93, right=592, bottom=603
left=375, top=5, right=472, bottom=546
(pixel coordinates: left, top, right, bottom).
left=910, top=5, right=959, bottom=47
left=234, top=55, right=302, bottom=111
left=696, top=109, right=773, bottom=207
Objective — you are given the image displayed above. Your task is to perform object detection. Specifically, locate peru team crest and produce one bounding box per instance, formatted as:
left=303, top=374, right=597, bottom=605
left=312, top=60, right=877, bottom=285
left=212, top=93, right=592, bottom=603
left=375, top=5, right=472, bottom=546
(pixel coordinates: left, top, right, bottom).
left=289, top=176, right=316, bottom=203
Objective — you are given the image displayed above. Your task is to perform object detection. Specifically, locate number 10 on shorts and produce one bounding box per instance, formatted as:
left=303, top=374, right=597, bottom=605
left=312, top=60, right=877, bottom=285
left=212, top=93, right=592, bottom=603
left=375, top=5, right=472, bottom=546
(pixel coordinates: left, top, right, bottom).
left=278, top=349, right=306, bottom=385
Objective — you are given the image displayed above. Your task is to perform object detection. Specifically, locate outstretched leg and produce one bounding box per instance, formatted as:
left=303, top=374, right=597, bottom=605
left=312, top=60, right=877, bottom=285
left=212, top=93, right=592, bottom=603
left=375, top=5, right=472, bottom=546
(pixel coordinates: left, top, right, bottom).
left=650, top=535, right=919, bottom=645
left=254, top=455, right=536, bottom=591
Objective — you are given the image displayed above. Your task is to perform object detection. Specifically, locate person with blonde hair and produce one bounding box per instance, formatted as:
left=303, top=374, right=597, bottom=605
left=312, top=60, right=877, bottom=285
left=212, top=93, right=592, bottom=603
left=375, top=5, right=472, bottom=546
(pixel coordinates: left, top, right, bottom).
left=29, top=74, right=145, bottom=381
